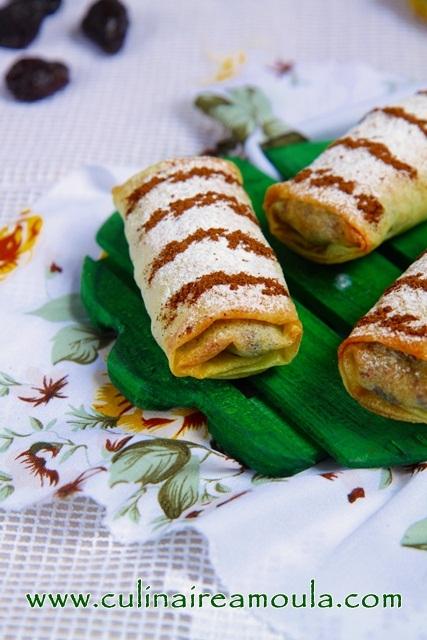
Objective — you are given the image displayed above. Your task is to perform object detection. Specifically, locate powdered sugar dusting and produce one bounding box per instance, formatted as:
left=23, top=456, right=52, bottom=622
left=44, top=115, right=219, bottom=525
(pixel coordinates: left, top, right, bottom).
left=284, top=92, right=427, bottom=241
left=351, top=251, right=427, bottom=350
left=115, top=157, right=295, bottom=351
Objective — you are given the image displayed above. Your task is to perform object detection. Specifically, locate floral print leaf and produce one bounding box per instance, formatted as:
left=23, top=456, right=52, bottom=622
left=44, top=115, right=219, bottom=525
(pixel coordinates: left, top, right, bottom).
left=30, top=417, right=44, bottom=431
left=251, top=473, right=287, bottom=485
left=229, top=86, right=272, bottom=122
left=195, top=88, right=257, bottom=142
left=30, top=294, right=88, bottom=323
left=109, top=439, right=191, bottom=487
left=0, top=371, right=21, bottom=398
left=51, top=324, right=111, bottom=365
left=0, top=484, right=14, bottom=502
left=0, top=468, right=14, bottom=502
left=401, top=517, right=427, bottom=550
left=126, top=501, right=141, bottom=524
left=214, top=482, right=231, bottom=493
left=378, top=468, right=393, bottom=489
left=0, top=470, right=12, bottom=483
left=0, top=436, right=13, bottom=453
left=115, top=496, right=143, bottom=524
left=0, top=372, right=21, bottom=387
left=59, top=445, right=83, bottom=465
left=158, top=456, right=200, bottom=520
left=67, top=405, right=118, bottom=430
left=195, top=85, right=291, bottom=144
left=195, top=94, right=231, bottom=111
left=212, top=103, right=256, bottom=142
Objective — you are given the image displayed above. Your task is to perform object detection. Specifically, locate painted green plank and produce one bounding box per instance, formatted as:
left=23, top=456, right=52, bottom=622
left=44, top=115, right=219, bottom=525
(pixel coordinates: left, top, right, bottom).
left=264, top=141, right=330, bottom=179
left=96, top=212, right=132, bottom=272
left=381, top=222, right=427, bottom=269
left=86, top=224, right=427, bottom=469
left=255, top=301, right=427, bottom=467
left=83, top=157, right=427, bottom=476
left=81, top=256, right=324, bottom=477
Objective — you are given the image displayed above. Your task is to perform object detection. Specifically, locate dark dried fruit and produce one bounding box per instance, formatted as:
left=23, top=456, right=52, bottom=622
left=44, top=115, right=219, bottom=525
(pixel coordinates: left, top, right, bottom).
left=82, top=0, right=129, bottom=54
left=5, top=57, right=70, bottom=102
left=0, top=1, right=45, bottom=49
left=11, top=0, right=62, bottom=16
left=34, top=0, right=62, bottom=15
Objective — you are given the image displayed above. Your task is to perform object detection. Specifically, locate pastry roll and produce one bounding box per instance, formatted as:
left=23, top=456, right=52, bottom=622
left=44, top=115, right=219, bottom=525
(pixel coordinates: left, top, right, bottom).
left=264, top=90, right=427, bottom=263
left=339, top=251, right=427, bottom=422
left=112, top=157, right=302, bottom=379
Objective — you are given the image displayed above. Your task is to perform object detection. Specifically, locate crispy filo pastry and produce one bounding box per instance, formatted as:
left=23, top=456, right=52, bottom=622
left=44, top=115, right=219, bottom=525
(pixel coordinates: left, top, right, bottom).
left=339, top=251, right=427, bottom=423
left=113, top=156, right=302, bottom=379
left=264, top=90, right=427, bottom=263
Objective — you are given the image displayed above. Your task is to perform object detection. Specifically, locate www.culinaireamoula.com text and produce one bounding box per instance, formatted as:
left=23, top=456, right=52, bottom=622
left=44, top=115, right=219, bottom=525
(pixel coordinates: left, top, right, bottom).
left=25, top=579, right=402, bottom=610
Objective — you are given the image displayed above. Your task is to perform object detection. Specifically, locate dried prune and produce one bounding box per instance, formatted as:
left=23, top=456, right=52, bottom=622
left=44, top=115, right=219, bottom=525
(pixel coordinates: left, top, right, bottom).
left=11, top=0, right=62, bottom=16
left=34, top=0, right=62, bottom=15
left=0, top=1, right=45, bottom=49
left=82, top=0, right=129, bottom=54
left=6, top=57, right=70, bottom=102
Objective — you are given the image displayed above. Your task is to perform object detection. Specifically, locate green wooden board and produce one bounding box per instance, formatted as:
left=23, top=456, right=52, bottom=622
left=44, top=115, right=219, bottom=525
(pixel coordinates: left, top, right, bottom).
left=81, top=154, right=427, bottom=477
left=82, top=257, right=322, bottom=477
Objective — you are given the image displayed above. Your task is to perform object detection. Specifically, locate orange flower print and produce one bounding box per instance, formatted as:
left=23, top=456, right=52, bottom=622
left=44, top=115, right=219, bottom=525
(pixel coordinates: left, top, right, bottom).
left=93, top=382, right=144, bottom=431
left=105, top=435, right=134, bottom=452
left=92, top=382, right=174, bottom=433
left=91, top=382, right=206, bottom=438
left=0, top=211, right=43, bottom=281
left=173, top=409, right=207, bottom=438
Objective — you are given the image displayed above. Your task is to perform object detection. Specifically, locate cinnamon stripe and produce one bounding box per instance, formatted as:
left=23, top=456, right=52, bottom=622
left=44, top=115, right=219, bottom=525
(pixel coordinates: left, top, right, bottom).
left=126, top=167, right=240, bottom=214
left=294, top=168, right=313, bottom=183
left=384, top=273, right=427, bottom=296
left=353, top=193, right=383, bottom=225
left=293, top=167, right=328, bottom=183
left=417, top=90, right=427, bottom=96
left=309, top=173, right=356, bottom=195
left=140, top=191, right=257, bottom=235
left=329, top=137, right=417, bottom=179
left=374, top=106, right=427, bottom=138
left=148, top=228, right=274, bottom=284
left=303, top=171, right=384, bottom=224
left=163, top=271, right=288, bottom=324
left=356, top=306, right=427, bottom=338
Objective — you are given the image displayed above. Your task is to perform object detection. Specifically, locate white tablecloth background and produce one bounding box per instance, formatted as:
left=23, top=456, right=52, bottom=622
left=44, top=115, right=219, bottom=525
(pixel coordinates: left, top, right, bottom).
left=1, top=1, right=427, bottom=639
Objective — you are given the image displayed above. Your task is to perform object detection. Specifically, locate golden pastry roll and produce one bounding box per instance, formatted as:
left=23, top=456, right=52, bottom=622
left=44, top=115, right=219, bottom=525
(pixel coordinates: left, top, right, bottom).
left=339, top=251, right=427, bottom=422
left=264, top=90, right=427, bottom=263
left=112, top=156, right=302, bottom=379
